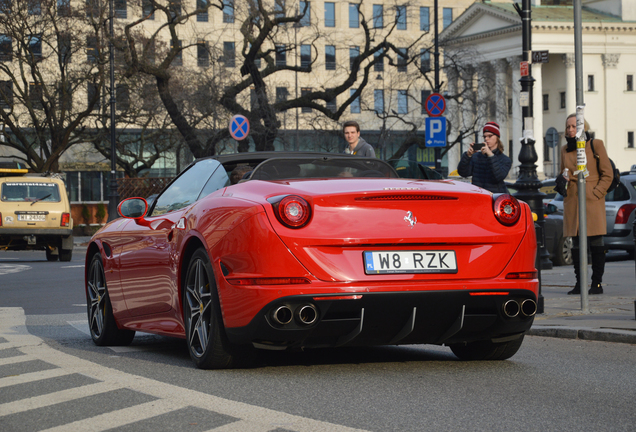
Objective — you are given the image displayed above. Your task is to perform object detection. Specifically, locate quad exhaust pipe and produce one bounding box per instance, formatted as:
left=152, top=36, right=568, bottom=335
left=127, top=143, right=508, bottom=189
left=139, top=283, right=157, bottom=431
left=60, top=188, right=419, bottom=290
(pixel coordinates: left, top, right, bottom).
left=503, top=299, right=537, bottom=318
left=271, top=303, right=319, bottom=326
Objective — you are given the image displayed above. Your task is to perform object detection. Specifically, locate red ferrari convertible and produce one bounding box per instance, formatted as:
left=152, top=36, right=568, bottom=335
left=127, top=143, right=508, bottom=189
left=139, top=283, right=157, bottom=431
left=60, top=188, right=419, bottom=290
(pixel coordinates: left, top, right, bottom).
left=85, top=153, right=538, bottom=369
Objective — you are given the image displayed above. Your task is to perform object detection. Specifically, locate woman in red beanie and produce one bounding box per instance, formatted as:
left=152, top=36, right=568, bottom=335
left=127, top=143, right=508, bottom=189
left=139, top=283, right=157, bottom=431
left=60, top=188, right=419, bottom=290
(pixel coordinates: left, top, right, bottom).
left=457, top=121, right=512, bottom=193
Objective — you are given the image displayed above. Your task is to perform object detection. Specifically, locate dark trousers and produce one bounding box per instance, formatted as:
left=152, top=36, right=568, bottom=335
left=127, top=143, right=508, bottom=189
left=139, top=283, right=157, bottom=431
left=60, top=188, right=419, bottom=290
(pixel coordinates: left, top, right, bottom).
left=572, top=235, right=606, bottom=285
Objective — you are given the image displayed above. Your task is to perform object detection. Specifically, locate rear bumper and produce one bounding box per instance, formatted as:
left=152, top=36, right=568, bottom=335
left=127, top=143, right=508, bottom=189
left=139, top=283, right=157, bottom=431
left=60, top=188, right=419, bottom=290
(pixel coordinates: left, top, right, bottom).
left=0, top=228, right=73, bottom=250
left=225, top=289, right=537, bottom=350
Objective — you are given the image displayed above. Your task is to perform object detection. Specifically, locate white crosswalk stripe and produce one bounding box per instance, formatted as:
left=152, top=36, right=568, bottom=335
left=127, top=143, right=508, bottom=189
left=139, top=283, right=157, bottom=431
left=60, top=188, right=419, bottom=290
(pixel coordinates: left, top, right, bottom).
left=0, top=307, right=369, bottom=432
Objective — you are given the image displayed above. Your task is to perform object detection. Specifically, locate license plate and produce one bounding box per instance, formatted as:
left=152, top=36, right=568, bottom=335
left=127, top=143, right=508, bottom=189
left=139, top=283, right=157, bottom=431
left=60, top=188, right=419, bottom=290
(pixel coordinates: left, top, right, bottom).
left=18, top=214, right=46, bottom=222
left=364, top=250, right=457, bottom=274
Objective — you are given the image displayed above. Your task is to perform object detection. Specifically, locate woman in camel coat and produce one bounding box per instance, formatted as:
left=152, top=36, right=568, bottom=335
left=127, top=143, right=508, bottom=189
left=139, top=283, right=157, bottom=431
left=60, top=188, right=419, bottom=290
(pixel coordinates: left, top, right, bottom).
left=559, top=114, right=613, bottom=295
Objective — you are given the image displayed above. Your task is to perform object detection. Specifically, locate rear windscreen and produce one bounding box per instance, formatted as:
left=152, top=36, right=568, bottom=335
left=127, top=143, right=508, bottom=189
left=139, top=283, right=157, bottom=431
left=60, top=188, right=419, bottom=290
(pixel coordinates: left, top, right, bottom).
left=1, top=182, right=62, bottom=202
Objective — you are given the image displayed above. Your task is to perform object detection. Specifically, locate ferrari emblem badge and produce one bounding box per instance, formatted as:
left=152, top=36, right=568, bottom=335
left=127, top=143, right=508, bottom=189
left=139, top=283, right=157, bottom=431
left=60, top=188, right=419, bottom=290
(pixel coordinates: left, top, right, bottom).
left=404, top=211, right=417, bottom=228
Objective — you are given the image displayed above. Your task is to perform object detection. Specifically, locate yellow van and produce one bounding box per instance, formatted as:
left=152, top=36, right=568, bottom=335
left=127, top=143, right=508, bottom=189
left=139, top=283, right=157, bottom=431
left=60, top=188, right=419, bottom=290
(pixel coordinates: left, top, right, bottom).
left=1, top=167, right=74, bottom=261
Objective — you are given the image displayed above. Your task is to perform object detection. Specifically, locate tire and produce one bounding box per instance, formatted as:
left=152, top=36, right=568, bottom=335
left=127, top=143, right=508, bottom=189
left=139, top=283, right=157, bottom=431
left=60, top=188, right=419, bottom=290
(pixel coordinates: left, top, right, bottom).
left=553, top=236, right=573, bottom=266
left=46, top=248, right=58, bottom=261
left=183, top=248, right=234, bottom=369
left=86, top=253, right=135, bottom=346
left=59, top=249, right=72, bottom=262
left=449, top=335, right=525, bottom=361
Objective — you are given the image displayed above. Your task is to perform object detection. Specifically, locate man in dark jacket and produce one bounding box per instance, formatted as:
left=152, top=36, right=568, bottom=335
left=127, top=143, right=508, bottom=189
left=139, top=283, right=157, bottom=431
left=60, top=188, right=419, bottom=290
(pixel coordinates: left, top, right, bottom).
left=343, top=121, right=376, bottom=157
left=457, top=121, right=511, bottom=193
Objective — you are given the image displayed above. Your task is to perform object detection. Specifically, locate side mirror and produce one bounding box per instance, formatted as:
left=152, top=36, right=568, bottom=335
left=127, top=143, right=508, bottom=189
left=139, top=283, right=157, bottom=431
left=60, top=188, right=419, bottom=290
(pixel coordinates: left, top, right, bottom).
left=118, top=198, right=148, bottom=219
left=544, top=203, right=557, bottom=215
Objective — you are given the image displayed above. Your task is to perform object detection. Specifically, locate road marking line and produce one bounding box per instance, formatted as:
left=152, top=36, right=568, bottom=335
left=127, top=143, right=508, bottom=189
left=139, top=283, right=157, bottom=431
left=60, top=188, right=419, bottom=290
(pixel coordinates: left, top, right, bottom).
left=1, top=307, right=369, bottom=432
left=0, top=264, right=31, bottom=275
left=60, top=265, right=84, bottom=268
left=40, top=398, right=188, bottom=432
left=0, top=381, right=122, bottom=416
left=0, top=367, right=70, bottom=388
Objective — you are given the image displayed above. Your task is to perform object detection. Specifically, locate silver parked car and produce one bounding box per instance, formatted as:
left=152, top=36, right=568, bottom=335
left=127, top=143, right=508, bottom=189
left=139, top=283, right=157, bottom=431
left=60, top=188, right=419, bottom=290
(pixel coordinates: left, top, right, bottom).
left=550, top=174, right=636, bottom=258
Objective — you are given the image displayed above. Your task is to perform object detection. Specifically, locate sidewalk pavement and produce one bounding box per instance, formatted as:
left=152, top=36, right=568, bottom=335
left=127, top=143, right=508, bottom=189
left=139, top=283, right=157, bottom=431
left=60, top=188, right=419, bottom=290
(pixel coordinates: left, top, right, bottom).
left=74, top=237, right=636, bottom=345
left=529, top=257, right=636, bottom=344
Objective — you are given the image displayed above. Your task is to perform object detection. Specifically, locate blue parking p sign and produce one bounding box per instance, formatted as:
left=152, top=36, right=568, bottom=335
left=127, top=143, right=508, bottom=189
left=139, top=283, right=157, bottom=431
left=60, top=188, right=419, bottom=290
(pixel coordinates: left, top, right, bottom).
left=425, top=117, right=446, bottom=147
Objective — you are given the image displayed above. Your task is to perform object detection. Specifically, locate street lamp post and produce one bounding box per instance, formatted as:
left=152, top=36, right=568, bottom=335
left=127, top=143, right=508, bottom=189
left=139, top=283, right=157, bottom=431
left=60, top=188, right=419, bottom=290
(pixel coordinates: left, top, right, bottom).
left=107, top=0, right=119, bottom=221
left=512, top=0, right=547, bottom=313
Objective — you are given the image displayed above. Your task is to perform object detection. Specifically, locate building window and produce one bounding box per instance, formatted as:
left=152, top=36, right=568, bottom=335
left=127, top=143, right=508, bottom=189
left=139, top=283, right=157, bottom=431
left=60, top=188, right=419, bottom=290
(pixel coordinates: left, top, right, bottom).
left=223, top=41, right=235, bottom=67
left=275, top=87, right=288, bottom=103
left=628, top=131, right=634, bottom=149
left=397, top=48, right=407, bottom=72
left=142, top=0, right=154, bottom=19
left=171, top=40, right=182, bottom=66
left=87, top=82, right=100, bottom=111
left=373, top=4, right=383, bottom=28
left=627, top=74, right=634, bottom=92
left=114, top=0, right=126, bottom=18
left=274, top=0, right=285, bottom=17
left=65, top=171, right=123, bottom=203
left=197, top=0, right=208, bottom=22
left=28, top=34, right=42, bottom=62
left=374, top=89, right=384, bottom=114
left=116, top=83, right=130, bottom=111
left=58, top=33, right=71, bottom=64
left=395, top=5, right=406, bottom=30
left=443, top=8, right=452, bottom=29
left=324, top=2, right=335, bottom=27
left=350, top=89, right=360, bottom=113
left=275, top=44, right=286, bottom=66
left=543, top=93, right=549, bottom=111
left=169, top=0, right=181, bottom=18
left=300, top=44, right=311, bottom=68
left=397, top=90, right=408, bottom=114
left=30, top=0, right=42, bottom=15
left=374, top=49, right=383, bottom=72
left=421, top=90, right=431, bottom=114
left=223, top=0, right=234, bottom=22
left=0, top=80, right=13, bottom=109
left=0, top=34, right=11, bottom=61
left=250, top=88, right=259, bottom=110
left=327, top=98, right=336, bottom=112
left=59, top=82, right=72, bottom=111
left=419, top=49, right=430, bottom=73
left=587, top=74, right=595, bottom=92
left=29, top=82, right=43, bottom=110
left=299, top=1, right=310, bottom=26
left=349, top=3, right=359, bottom=28
left=560, top=91, right=566, bottom=109
left=325, top=45, right=335, bottom=70
left=196, top=40, right=209, bottom=67
left=57, top=0, right=70, bottom=16
left=420, top=7, right=429, bottom=31
left=508, top=98, right=512, bottom=115
left=350, top=46, right=359, bottom=70
left=301, top=87, right=311, bottom=113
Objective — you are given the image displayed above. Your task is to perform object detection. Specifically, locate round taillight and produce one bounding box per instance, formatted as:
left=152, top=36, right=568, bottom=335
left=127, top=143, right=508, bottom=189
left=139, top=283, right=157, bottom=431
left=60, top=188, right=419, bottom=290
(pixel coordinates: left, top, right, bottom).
left=276, top=195, right=310, bottom=228
left=494, top=194, right=521, bottom=226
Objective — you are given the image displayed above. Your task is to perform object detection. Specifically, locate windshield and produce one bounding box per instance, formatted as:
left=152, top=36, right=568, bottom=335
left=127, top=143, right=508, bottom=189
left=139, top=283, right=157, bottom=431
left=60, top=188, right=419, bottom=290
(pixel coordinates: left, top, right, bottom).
left=1, top=182, right=61, bottom=202
left=248, top=157, right=398, bottom=181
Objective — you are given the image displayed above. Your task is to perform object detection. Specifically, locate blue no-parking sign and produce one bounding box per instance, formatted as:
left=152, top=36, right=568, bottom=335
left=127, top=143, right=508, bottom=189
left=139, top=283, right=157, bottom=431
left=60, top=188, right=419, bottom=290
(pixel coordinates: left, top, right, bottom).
left=425, top=117, right=446, bottom=147
left=424, top=93, right=446, bottom=117
left=229, top=115, right=250, bottom=140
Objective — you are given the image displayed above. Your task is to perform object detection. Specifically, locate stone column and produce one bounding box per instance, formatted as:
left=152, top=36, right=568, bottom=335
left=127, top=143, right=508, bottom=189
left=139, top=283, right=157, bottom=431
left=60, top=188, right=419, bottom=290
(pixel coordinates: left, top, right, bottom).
left=492, top=59, right=509, bottom=160
left=507, top=56, right=522, bottom=177
left=460, top=66, right=475, bottom=152
left=602, top=53, right=620, bottom=149
left=446, top=69, right=461, bottom=173
left=562, top=53, right=576, bottom=115
left=532, top=61, right=544, bottom=177
left=477, top=63, right=491, bottom=133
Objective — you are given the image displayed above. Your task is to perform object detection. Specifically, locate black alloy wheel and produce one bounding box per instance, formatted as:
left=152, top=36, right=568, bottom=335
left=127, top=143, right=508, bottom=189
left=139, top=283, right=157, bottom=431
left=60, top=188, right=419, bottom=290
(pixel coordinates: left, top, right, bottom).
left=183, top=248, right=234, bottom=369
left=86, top=252, right=135, bottom=346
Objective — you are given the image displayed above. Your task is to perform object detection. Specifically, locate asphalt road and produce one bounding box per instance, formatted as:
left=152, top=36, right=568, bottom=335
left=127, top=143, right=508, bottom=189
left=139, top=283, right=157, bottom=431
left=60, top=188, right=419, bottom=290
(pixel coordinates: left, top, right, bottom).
left=1, top=249, right=635, bottom=431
